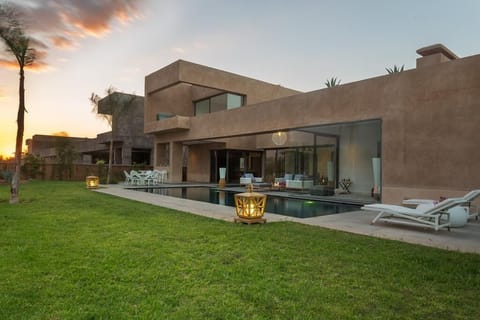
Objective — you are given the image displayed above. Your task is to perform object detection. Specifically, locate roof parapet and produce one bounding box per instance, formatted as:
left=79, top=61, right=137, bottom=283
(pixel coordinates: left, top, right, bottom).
left=416, top=44, right=458, bottom=69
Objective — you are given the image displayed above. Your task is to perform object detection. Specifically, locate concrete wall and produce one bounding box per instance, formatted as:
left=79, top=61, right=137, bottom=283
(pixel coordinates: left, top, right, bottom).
left=144, top=60, right=301, bottom=137
left=187, top=144, right=213, bottom=182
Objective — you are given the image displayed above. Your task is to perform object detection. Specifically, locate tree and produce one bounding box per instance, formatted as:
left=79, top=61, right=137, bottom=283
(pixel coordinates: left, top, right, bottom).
left=325, top=77, right=341, bottom=88
left=0, top=4, right=36, bottom=204
left=89, top=87, right=136, bottom=184
left=55, top=138, right=76, bottom=180
left=386, top=65, right=404, bottom=74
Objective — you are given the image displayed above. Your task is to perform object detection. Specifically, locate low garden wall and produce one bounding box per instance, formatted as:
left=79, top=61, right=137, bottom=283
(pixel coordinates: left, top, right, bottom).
left=1, top=161, right=152, bottom=184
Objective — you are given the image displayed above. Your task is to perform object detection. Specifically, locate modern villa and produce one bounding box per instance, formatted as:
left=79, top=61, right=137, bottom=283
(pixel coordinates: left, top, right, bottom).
left=144, top=44, right=479, bottom=205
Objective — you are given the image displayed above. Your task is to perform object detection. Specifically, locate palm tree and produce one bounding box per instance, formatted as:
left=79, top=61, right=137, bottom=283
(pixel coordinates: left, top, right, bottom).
left=386, top=65, right=404, bottom=74
left=325, top=77, right=341, bottom=88
left=0, top=4, right=36, bottom=204
left=90, top=87, right=136, bottom=184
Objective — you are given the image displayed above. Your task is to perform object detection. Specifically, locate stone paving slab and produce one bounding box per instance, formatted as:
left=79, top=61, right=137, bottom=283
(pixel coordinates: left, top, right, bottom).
left=94, top=185, right=480, bottom=255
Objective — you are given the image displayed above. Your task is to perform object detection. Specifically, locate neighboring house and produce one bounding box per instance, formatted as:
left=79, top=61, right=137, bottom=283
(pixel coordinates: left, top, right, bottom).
left=26, top=135, right=96, bottom=164
left=26, top=93, right=153, bottom=165
left=144, top=44, right=480, bottom=204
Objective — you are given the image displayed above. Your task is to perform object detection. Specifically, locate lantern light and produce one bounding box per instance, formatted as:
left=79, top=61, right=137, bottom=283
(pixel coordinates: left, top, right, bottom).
left=86, top=176, right=99, bottom=189
left=234, top=184, right=267, bottom=224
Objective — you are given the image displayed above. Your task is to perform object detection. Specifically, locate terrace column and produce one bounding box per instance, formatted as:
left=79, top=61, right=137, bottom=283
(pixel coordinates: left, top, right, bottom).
left=169, top=141, right=184, bottom=182
left=122, top=146, right=132, bottom=165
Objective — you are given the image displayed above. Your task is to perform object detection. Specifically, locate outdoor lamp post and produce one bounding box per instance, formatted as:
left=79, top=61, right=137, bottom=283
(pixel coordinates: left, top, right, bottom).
left=86, top=176, right=99, bottom=189
left=234, top=184, right=267, bottom=224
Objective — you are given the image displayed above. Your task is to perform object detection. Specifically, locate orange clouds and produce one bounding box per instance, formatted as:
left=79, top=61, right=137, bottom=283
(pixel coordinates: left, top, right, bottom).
left=55, top=0, right=144, bottom=38
left=50, top=35, right=75, bottom=49
left=0, top=59, right=17, bottom=69
left=0, top=58, right=49, bottom=72
left=52, top=131, right=70, bottom=137
left=9, top=0, right=146, bottom=50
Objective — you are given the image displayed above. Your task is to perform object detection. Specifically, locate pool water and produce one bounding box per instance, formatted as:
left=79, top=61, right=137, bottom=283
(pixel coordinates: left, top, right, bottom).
left=135, top=187, right=360, bottom=218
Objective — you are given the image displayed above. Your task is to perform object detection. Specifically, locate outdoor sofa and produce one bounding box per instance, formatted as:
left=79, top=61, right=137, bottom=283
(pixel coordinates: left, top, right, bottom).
left=240, top=173, right=263, bottom=185
left=275, top=174, right=313, bottom=190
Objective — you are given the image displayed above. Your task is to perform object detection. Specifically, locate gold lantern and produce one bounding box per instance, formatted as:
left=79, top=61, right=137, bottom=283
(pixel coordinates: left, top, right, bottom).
left=86, top=176, right=99, bottom=189
left=234, top=184, right=267, bottom=224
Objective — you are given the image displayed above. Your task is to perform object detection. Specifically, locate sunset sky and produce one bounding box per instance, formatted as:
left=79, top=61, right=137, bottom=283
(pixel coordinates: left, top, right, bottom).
left=1, top=0, right=479, bottom=157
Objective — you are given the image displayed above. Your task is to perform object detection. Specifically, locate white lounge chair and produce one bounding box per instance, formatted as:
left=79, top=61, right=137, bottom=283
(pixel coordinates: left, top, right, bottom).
left=402, top=189, right=480, bottom=219
left=362, top=197, right=467, bottom=231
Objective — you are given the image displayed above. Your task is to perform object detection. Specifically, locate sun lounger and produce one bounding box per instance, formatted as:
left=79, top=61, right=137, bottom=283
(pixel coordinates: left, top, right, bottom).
left=362, top=197, right=467, bottom=231
left=402, top=189, right=480, bottom=219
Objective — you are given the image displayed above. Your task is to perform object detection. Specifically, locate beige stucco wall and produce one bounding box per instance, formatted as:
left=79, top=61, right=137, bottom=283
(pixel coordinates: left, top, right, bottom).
left=145, top=54, right=480, bottom=204
left=187, top=144, right=213, bottom=182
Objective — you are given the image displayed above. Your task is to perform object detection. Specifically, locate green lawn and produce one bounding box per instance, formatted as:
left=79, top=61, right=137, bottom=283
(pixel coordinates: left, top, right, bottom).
left=0, top=181, right=479, bottom=319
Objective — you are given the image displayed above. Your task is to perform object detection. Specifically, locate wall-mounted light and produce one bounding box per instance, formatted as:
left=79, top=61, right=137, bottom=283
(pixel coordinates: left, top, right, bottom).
left=272, top=131, right=287, bottom=146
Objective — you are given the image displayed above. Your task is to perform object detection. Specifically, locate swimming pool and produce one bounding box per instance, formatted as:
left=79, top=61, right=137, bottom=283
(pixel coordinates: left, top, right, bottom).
left=134, top=187, right=361, bottom=218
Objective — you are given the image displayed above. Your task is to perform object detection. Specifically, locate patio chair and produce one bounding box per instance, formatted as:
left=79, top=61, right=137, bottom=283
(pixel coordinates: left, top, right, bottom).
left=362, top=197, right=467, bottom=231
left=124, top=170, right=140, bottom=185
left=123, top=170, right=132, bottom=185
left=402, top=189, right=480, bottom=219
left=129, top=170, right=143, bottom=185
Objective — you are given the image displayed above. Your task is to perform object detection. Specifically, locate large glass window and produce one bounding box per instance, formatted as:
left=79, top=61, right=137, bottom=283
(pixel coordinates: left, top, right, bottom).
left=194, top=99, right=210, bottom=116
left=226, top=93, right=243, bottom=109
left=210, top=94, right=227, bottom=113
left=194, top=93, right=244, bottom=115
left=266, top=147, right=323, bottom=183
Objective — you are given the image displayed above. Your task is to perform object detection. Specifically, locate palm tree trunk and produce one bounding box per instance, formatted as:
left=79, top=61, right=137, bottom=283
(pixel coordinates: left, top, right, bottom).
left=10, top=66, right=25, bottom=204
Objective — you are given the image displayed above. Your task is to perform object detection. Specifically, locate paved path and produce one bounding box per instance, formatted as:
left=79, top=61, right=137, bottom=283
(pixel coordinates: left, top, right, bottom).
left=95, top=185, right=480, bottom=254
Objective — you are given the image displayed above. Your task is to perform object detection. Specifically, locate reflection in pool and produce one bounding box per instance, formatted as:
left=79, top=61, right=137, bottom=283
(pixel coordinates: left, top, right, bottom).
left=135, top=187, right=360, bottom=219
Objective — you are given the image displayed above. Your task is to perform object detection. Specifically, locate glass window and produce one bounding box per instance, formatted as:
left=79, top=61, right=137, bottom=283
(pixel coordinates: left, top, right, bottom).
left=226, top=93, right=243, bottom=109
left=194, top=100, right=210, bottom=115
left=194, top=93, right=245, bottom=115
left=210, top=94, right=227, bottom=113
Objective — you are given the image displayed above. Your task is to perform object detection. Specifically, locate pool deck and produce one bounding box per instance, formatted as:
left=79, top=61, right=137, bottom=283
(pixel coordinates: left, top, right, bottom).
left=94, top=184, right=480, bottom=255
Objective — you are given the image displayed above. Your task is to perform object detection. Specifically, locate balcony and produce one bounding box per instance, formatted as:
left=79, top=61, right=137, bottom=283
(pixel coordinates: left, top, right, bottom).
left=145, top=115, right=190, bottom=134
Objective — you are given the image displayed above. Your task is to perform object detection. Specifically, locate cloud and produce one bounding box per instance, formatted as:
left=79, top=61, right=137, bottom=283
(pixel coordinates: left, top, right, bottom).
left=52, top=131, right=70, bottom=137
left=0, top=57, right=50, bottom=72
left=0, top=59, right=17, bottom=69
left=9, top=0, right=146, bottom=49
left=172, top=47, right=186, bottom=54
left=50, top=35, right=76, bottom=49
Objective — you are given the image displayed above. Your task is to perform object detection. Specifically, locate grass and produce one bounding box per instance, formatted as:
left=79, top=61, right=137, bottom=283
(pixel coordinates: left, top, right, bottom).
left=0, top=181, right=479, bottom=319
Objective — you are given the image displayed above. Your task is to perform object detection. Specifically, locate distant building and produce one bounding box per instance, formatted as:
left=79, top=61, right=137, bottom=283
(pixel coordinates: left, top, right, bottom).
left=26, top=92, right=153, bottom=165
